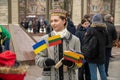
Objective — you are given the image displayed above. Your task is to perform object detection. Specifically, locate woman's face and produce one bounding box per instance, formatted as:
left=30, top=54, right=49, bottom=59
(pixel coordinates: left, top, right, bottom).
left=50, top=15, right=66, bottom=32
left=82, top=21, right=90, bottom=28
left=110, top=16, right=114, bottom=22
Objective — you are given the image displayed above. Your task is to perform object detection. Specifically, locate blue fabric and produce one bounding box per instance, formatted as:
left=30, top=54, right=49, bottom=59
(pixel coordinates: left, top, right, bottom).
left=88, top=63, right=107, bottom=80
left=92, top=14, right=103, bottom=23
left=32, top=40, right=46, bottom=49
left=3, top=39, right=10, bottom=50
left=67, top=18, right=76, bottom=35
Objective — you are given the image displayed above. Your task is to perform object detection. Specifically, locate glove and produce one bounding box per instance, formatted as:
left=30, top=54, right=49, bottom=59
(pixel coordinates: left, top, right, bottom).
left=62, top=59, right=74, bottom=67
left=45, top=58, right=55, bottom=66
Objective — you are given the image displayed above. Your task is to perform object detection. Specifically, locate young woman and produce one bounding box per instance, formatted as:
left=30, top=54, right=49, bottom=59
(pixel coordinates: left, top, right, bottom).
left=35, top=9, right=81, bottom=80
left=75, top=19, right=91, bottom=80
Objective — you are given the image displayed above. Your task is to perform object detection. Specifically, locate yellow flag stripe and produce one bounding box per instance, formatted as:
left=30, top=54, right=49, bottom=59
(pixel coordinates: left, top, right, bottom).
left=75, top=62, right=83, bottom=67
left=64, top=51, right=84, bottom=59
left=48, top=35, right=61, bottom=41
left=34, top=44, right=47, bottom=54
left=64, top=52, right=80, bottom=59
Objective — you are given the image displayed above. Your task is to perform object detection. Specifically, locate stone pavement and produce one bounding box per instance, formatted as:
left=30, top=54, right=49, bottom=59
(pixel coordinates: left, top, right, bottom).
left=97, top=47, right=120, bottom=80
left=107, top=47, right=120, bottom=80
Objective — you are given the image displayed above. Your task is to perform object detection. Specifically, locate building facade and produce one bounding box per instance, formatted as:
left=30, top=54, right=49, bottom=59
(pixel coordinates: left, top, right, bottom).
left=0, top=0, right=120, bottom=29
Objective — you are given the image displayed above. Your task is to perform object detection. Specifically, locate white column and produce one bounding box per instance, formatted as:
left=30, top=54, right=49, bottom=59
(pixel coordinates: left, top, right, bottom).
left=0, top=0, right=8, bottom=25
left=114, top=0, right=120, bottom=26
left=11, top=0, right=18, bottom=24
left=83, top=0, right=87, bottom=16
left=72, top=0, right=82, bottom=26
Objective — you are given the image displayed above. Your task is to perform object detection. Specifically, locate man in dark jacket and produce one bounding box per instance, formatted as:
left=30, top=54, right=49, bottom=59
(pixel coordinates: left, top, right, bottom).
left=104, top=14, right=117, bottom=76
left=82, top=14, right=107, bottom=80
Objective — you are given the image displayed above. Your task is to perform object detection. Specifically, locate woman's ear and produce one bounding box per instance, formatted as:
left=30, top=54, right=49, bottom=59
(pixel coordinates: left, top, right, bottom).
left=63, top=19, right=66, bottom=25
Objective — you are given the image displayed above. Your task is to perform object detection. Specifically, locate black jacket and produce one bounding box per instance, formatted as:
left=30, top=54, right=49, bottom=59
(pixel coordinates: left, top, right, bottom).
left=82, top=23, right=108, bottom=64
left=75, top=24, right=87, bottom=44
left=105, top=21, right=117, bottom=48
left=67, top=18, right=76, bottom=35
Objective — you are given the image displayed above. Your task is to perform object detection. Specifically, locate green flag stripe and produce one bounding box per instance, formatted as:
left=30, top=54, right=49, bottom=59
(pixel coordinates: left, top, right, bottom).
left=48, top=38, right=61, bottom=43
left=64, top=54, right=80, bottom=61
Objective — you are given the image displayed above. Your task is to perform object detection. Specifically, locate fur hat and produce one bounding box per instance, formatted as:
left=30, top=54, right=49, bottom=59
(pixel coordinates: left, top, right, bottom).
left=104, top=14, right=112, bottom=21
left=50, top=9, right=67, bottom=17
left=92, top=14, right=103, bottom=23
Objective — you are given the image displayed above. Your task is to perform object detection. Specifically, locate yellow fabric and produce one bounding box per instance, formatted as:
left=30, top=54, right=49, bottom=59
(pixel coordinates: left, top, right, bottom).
left=0, top=27, right=2, bottom=32
left=51, top=13, right=66, bottom=17
left=33, top=44, right=47, bottom=54
left=64, top=51, right=84, bottom=60
left=75, top=62, right=83, bottom=68
left=48, top=35, right=61, bottom=41
left=50, top=9, right=67, bottom=17
left=1, top=39, right=3, bottom=44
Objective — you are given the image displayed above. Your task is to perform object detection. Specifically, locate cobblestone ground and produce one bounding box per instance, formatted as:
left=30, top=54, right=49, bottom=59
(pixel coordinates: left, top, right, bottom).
left=24, top=66, right=42, bottom=80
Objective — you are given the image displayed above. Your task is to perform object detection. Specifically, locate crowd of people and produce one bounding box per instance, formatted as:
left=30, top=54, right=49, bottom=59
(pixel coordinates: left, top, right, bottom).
left=35, top=8, right=118, bottom=80
left=20, top=18, right=50, bottom=34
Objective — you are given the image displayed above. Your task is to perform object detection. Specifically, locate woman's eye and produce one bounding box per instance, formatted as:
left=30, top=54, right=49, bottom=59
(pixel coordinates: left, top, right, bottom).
left=54, top=20, right=58, bottom=22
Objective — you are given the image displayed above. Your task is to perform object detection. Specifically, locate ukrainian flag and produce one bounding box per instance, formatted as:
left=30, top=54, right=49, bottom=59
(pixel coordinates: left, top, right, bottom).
left=32, top=40, right=47, bottom=54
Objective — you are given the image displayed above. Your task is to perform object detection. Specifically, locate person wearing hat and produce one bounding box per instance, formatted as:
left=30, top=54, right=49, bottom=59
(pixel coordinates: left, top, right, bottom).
left=104, top=14, right=117, bottom=76
left=82, top=13, right=107, bottom=80
left=35, top=9, right=81, bottom=80
left=0, top=25, right=11, bottom=53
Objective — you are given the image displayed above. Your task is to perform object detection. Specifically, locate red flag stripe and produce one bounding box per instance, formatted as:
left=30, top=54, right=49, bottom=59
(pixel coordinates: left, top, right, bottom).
left=64, top=57, right=76, bottom=63
left=64, top=57, right=83, bottom=63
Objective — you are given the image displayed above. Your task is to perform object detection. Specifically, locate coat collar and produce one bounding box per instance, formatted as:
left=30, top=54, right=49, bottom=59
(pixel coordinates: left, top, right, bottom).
left=91, top=23, right=107, bottom=29
left=51, top=29, right=72, bottom=40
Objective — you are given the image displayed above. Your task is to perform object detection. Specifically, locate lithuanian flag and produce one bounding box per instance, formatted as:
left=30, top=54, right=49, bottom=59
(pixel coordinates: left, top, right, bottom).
left=32, top=40, right=47, bottom=54
left=64, top=50, right=84, bottom=63
left=48, top=35, right=62, bottom=46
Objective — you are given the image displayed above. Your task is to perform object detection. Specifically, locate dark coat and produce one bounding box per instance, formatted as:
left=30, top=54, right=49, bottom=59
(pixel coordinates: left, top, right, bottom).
left=75, top=24, right=87, bottom=44
left=82, top=23, right=108, bottom=64
left=67, top=18, right=76, bottom=35
left=105, top=21, right=117, bottom=48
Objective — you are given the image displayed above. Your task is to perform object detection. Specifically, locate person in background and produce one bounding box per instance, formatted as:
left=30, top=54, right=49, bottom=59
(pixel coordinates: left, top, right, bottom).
left=66, top=13, right=76, bottom=35
left=28, top=19, right=33, bottom=33
left=104, top=14, right=117, bottom=76
left=36, top=19, right=40, bottom=33
left=35, top=8, right=81, bottom=80
left=46, top=24, right=51, bottom=34
left=76, top=14, right=91, bottom=31
left=82, top=14, right=107, bottom=80
left=75, top=19, right=91, bottom=80
left=32, top=19, right=37, bottom=34
left=0, top=25, right=11, bottom=53
left=84, top=14, right=91, bottom=24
